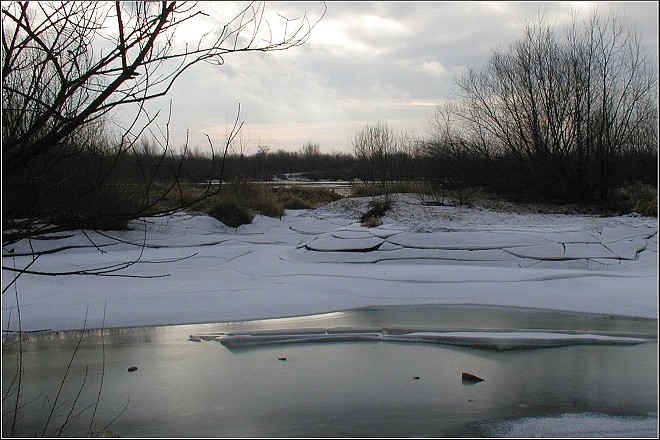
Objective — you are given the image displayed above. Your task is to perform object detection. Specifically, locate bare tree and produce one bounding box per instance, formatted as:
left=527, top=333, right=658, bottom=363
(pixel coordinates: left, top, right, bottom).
left=299, top=141, right=320, bottom=158
left=2, top=1, right=326, bottom=264
left=299, top=141, right=321, bottom=171
left=449, top=7, right=657, bottom=202
left=423, top=101, right=497, bottom=203
left=352, top=120, right=404, bottom=197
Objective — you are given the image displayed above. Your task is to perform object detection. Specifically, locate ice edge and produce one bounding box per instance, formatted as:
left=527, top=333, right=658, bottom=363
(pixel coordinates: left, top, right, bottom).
left=188, top=330, right=652, bottom=350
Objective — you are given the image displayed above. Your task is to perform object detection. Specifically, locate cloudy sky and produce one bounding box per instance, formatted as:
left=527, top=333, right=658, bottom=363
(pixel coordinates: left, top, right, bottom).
left=130, top=1, right=658, bottom=155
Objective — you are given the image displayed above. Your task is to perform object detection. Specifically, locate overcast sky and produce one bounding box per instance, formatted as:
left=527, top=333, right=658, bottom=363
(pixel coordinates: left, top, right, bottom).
left=129, top=1, right=658, bottom=155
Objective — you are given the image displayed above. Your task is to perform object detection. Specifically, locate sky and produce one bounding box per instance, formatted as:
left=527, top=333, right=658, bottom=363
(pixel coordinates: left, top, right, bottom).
left=119, top=1, right=659, bottom=156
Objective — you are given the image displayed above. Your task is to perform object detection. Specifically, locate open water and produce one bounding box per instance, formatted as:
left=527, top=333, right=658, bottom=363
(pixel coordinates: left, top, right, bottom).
left=2, top=305, right=657, bottom=437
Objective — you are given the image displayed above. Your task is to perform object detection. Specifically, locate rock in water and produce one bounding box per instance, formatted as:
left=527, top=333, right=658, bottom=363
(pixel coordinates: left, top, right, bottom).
left=127, top=366, right=138, bottom=372
left=461, top=372, right=484, bottom=383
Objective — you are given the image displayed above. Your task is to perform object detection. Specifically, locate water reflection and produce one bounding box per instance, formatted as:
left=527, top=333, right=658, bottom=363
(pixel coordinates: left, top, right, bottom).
left=2, top=305, right=657, bottom=438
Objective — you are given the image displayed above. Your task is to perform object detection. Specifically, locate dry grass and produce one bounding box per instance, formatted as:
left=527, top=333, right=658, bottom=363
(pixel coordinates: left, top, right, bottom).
left=172, top=181, right=347, bottom=227
left=145, top=180, right=658, bottom=229
left=350, top=181, right=421, bottom=198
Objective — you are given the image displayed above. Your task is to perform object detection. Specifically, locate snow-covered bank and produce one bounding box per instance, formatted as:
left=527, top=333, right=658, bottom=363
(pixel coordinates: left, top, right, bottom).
left=2, top=194, right=657, bottom=333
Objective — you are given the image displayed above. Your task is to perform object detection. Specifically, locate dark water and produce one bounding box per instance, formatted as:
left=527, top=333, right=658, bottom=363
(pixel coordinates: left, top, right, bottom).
left=2, top=305, right=657, bottom=437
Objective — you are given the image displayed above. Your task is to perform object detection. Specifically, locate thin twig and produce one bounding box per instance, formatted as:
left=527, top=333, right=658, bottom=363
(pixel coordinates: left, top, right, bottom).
left=10, top=256, right=23, bottom=437
left=53, top=366, right=89, bottom=437
left=87, top=300, right=107, bottom=433
left=2, top=254, right=40, bottom=295
left=40, top=308, right=89, bottom=437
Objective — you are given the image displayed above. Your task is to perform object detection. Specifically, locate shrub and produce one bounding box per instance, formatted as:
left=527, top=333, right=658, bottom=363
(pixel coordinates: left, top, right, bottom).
left=412, top=180, right=448, bottom=206
left=361, top=215, right=382, bottom=228
left=253, top=195, right=285, bottom=218
left=208, top=199, right=254, bottom=228
left=350, top=181, right=422, bottom=198
left=149, top=183, right=217, bottom=213
left=612, top=183, right=658, bottom=217
left=273, top=185, right=343, bottom=209
left=360, top=199, right=392, bottom=226
left=207, top=180, right=283, bottom=227
left=634, top=198, right=657, bottom=217
left=280, top=194, right=315, bottom=210
left=40, top=179, right=146, bottom=231
left=207, top=182, right=346, bottom=227
left=238, top=181, right=284, bottom=218
left=351, top=183, right=387, bottom=198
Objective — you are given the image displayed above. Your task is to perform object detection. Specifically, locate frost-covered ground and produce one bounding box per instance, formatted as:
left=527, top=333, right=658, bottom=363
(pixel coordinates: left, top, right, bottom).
left=2, top=193, right=657, bottom=332
left=2, top=193, right=658, bottom=437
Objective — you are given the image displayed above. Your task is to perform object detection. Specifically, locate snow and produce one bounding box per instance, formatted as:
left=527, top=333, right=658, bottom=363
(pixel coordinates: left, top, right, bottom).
left=2, top=193, right=657, bottom=333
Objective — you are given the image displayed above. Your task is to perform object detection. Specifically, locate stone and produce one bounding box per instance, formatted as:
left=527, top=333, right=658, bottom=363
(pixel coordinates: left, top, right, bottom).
left=461, top=372, right=484, bottom=383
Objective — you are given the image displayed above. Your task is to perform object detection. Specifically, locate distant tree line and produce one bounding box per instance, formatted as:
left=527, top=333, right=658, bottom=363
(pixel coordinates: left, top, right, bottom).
left=72, top=137, right=427, bottom=185
left=178, top=143, right=361, bottom=182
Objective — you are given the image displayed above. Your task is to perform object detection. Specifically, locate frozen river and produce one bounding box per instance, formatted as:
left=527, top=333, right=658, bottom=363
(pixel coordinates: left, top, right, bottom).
left=3, top=305, right=657, bottom=437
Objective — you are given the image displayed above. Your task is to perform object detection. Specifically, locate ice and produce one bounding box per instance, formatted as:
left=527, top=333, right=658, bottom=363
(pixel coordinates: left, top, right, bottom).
left=303, top=235, right=384, bottom=252
left=191, top=329, right=651, bottom=350
left=605, top=237, right=649, bottom=260
left=386, top=231, right=547, bottom=250
left=395, top=331, right=650, bottom=350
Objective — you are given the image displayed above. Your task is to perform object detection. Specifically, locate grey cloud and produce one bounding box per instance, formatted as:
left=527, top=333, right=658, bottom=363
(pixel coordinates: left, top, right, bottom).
left=131, top=2, right=657, bottom=152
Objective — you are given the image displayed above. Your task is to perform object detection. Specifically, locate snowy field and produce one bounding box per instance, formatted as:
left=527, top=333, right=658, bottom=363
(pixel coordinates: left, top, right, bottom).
left=2, top=193, right=657, bottom=333
left=2, top=193, right=658, bottom=437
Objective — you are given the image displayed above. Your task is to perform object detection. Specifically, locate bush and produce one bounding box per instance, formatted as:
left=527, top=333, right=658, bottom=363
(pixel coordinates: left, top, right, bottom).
left=350, top=181, right=422, bottom=198
left=207, top=182, right=346, bottom=227
left=208, top=199, right=254, bottom=228
left=351, top=183, right=388, bottom=198
left=361, top=215, right=382, bottom=228
left=253, top=195, right=285, bottom=218
left=2, top=149, right=146, bottom=232
left=613, top=184, right=658, bottom=217
left=634, top=198, right=657, bottom=217
left=46, top=181, right=145, bottom=231
left=207, top=180, right=284, bottom=227
left=273, top=185, right=343, bottom=209
left=280, top=194, right=316, bottom=210
left=360, top=199, right=392, bottom=226
left=146, top=183, right=218, bottom=215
